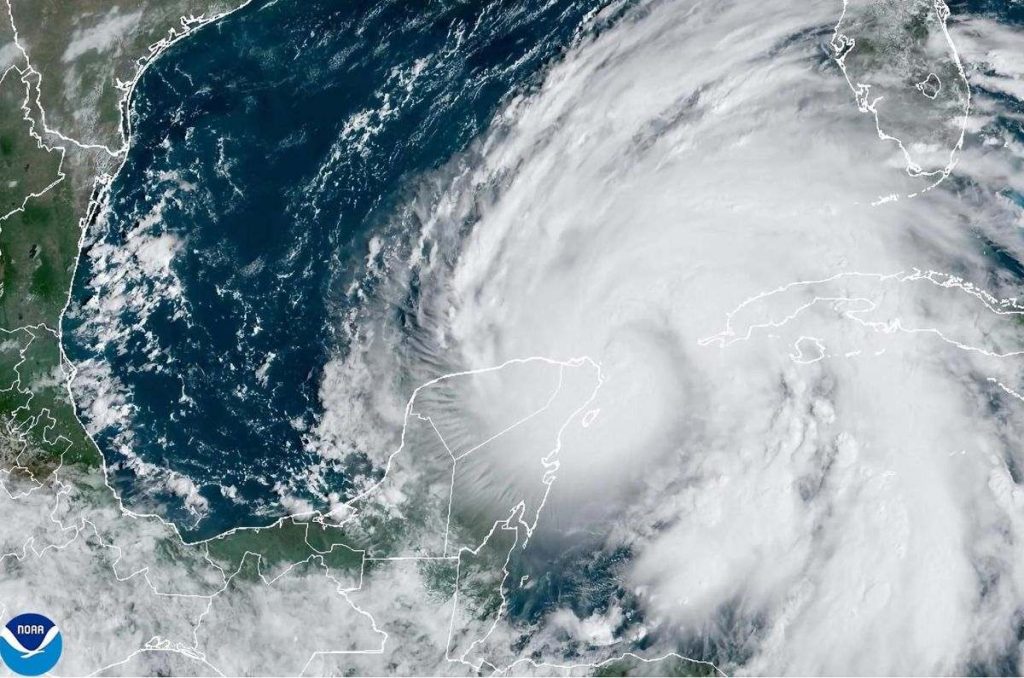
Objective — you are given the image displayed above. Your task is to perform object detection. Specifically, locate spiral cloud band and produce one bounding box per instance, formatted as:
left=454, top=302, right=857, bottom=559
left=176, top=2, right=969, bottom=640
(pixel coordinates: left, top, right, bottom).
left=314, top=0, right=1024, bottom=672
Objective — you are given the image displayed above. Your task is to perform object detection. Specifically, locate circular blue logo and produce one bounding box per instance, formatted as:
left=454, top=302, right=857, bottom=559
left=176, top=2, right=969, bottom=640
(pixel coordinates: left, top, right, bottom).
left=0, top=614, right=62, bottom=676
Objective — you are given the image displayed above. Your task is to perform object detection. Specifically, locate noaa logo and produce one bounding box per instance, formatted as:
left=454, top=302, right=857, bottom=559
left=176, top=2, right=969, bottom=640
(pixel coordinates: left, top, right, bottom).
left=0, top=614, right=62, bottom=676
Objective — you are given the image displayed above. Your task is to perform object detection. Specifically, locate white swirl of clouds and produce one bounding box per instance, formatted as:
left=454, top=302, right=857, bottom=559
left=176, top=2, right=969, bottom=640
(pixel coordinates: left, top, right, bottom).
left=316, top=0, right=1024, bottom=672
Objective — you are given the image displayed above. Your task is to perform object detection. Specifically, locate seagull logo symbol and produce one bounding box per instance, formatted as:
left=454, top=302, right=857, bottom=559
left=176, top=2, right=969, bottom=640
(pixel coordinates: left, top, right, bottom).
left=0, top=614, right=63, bottom=676
left=0, top=626, right=59, bottom=659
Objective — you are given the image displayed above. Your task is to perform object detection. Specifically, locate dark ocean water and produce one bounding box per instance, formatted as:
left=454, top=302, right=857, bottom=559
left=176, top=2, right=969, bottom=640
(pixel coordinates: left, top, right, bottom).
left=57, top=0, right=1024, bottom=664
left=64, top=0, right=607, bottom=538
left=62, top=0, right=1023, bottom=551
left=951, top=0, right=1023, bottom=25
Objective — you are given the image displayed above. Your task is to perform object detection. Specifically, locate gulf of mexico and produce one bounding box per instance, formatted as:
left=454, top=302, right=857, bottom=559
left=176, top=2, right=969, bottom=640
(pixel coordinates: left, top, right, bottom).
left=63, top=0, right=611, bottom=538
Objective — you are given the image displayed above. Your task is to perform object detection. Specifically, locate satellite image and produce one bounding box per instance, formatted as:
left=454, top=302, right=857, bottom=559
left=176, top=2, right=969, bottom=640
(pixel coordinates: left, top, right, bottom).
left=0, top=0, right=1022, bottom=675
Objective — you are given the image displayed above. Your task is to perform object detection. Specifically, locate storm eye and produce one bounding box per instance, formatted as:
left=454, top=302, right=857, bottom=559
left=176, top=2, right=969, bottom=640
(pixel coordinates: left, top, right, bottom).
left=13, top=0, right=1023, bottom=675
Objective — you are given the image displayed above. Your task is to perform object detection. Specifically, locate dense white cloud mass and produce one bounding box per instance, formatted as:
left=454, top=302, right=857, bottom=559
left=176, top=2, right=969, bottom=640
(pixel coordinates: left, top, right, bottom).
left=315, top=0, right=1024, bottom=672
left=3, top=0, right=1024, bottom=674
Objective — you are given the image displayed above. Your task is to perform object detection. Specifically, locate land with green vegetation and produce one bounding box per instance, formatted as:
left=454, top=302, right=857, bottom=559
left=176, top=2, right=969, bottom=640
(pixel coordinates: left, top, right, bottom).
left=0, top=3, right=672, bottom=673
left=205, top=516, right=365, bottom=577
left=10, top=0, right=239, bottom=151
left=832, top=0, right=970, bottom=177
left=0, top=0, right=246, bottom=480
left=0, top=54, right=99, bottom=476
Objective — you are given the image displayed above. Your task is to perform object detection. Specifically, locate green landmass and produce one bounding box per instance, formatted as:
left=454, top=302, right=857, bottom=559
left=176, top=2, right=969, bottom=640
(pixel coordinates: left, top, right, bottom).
left=0, top=59, right=100, bottom=476
left=0, top=6, right=687, bottom=673
left=0, top=0, right=249, bottom=478
left=10, top=0, right=239, bottom=151
left=206, top=517, right=365, bottom=577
